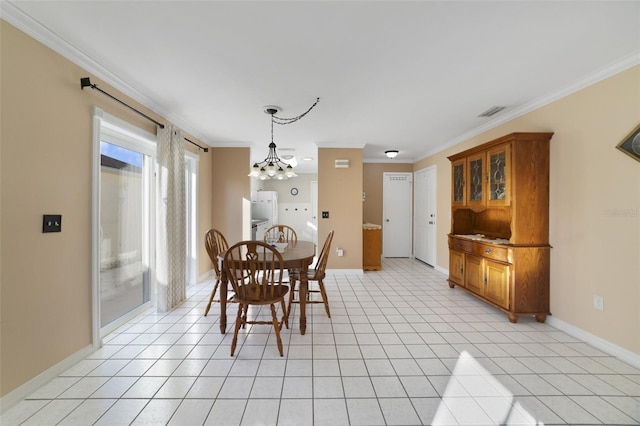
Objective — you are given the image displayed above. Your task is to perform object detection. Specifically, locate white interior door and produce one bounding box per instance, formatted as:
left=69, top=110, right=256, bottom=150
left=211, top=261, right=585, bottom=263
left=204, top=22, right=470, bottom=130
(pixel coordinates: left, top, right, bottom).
left=414, top=166, right=437, bottom=266
left=383, top=172, right=412, bottom=257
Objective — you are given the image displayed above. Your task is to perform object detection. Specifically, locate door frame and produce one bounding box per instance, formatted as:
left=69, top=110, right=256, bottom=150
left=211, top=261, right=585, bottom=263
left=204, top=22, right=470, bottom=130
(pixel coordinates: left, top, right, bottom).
left=185, top=151, right=199, bottom=286
left=91, top=107, right=157, bottom=349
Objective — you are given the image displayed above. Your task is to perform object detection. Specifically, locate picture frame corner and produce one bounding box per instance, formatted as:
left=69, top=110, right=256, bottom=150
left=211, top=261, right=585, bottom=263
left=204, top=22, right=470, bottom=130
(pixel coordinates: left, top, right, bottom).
left=615, top=123, right=640, bottom=163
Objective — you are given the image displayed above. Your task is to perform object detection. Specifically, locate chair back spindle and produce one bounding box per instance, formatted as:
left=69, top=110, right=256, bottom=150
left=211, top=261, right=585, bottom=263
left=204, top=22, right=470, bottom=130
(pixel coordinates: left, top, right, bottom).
left=264, top=225, right=297, bottom=244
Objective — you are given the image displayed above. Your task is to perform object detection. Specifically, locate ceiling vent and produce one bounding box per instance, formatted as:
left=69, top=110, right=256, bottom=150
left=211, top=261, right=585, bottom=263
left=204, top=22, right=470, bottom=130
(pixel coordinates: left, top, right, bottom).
left=478, top=106, right=506, bottom=117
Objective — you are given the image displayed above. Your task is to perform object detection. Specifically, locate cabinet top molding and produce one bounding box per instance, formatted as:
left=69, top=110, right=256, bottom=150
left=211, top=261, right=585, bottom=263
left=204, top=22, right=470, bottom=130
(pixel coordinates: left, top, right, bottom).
left=447, top=132, right=554, bottom=161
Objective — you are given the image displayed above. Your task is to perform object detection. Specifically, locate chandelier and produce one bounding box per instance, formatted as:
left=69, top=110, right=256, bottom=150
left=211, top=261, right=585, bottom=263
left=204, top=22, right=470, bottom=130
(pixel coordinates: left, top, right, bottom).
left=249, top=98, right=319, bottom=180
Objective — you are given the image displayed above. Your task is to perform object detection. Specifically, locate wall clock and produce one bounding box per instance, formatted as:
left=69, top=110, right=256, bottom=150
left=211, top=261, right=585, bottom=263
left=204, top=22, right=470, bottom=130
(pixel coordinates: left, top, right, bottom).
left=290, top=187, right=299, bottom=196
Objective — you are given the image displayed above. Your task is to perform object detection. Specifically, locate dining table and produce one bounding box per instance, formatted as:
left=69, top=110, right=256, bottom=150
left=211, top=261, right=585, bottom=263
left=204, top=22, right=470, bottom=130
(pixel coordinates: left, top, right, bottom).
left=217, top=240, right=316, bottom=335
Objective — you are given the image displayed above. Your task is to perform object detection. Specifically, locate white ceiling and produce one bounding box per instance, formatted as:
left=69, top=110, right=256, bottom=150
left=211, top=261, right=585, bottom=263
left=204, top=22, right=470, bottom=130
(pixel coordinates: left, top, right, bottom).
left=4, top=1, right=639, bottom=173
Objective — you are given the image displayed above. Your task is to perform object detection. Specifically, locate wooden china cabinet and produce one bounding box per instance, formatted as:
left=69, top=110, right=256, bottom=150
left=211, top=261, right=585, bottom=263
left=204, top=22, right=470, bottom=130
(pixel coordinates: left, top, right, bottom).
left=447, top=132, right=553, bottom=323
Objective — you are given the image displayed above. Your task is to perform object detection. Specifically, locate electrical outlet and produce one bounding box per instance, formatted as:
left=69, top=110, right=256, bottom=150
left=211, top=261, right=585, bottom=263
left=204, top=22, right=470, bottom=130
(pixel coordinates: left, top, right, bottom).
left=593, top=295, right=604, bottom=311
left=322, top=211, right=329, bottom=219
left=336, top=248, right=344, bottom=257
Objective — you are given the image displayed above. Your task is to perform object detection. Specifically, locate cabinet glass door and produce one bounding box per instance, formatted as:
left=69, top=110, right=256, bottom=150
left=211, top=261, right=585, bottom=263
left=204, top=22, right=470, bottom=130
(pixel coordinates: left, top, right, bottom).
left=467, top=153, right=485, bottom=206
left=487, top=144, right=511, bottom=206
left=451, top=159, right=466, bottom=206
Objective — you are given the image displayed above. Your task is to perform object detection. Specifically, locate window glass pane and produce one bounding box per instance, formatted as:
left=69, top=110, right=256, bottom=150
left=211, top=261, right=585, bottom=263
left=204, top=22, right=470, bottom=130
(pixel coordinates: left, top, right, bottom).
left=100, top=141, right=150, bottom=327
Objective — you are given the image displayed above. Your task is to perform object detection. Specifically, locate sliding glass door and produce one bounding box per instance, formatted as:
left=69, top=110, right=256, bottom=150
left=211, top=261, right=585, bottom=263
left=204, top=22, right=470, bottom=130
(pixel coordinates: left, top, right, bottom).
left=94, top=110, right=156, bottom=337
left=99, top=141, right=152, bottom=327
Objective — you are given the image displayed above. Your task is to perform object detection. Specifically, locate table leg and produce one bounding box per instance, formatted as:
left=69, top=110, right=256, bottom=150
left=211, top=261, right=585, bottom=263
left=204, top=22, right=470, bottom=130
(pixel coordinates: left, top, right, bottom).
left=299, top=263, right=309, bottom=335
left=219, top=268, right=227, bottom=334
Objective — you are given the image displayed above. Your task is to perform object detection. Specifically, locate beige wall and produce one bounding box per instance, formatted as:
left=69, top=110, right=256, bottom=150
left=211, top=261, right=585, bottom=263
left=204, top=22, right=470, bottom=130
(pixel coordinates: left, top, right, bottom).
left=415, top=66, right=640, bottom=354
left=0, top=21, right=213, bottom=398
left=210, top=147, right=251, bottom=244
left=318, top=148, right=363, bottom=269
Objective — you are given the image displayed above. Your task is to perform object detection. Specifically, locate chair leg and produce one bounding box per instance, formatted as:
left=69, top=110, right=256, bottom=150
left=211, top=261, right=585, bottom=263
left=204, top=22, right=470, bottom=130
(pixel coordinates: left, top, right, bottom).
left=241, top=304, right=248, bottom=329
left=280, top=299, right=289, bottom=329
left=203, top=279, right=221, bottom=316
left=231, top=304, right=244, bottom=356
left=287, top=279, right=297, bottom=318
left=270, top=303, right=284, bottom=357
left=318, top=279, right=331, bottom=318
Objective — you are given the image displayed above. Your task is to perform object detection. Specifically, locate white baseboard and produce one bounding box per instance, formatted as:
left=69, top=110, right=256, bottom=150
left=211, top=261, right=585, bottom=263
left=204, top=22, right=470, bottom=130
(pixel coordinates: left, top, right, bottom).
left=435, top=265, right=448, bottom=276
left=0, top=344, right=94, bottom=413
left=546, top=316, right=640, bottom=369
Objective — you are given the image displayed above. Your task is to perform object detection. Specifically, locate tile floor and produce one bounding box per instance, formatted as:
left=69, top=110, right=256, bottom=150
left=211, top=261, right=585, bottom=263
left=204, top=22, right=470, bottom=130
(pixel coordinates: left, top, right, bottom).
left=2, top=258, right=639, bottom=425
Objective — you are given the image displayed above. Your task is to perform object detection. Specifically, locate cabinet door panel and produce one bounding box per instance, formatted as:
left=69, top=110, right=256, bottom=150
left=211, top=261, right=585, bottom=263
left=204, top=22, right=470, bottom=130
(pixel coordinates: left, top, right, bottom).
left=449, top=250, right=465, bottom=286
left=465, top=255, right=484, bottom=296
left=485, top=260, right=510, bottom=309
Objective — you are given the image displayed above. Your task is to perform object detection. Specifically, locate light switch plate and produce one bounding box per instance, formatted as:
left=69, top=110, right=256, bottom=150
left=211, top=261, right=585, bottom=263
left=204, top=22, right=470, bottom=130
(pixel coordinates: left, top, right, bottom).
left=43, top=214, right=62, bottom=233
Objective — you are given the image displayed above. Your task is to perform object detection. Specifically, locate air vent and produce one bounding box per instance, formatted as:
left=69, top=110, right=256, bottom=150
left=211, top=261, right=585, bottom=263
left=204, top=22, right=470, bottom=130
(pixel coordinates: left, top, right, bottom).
left=478, top=106, right=506, bottom=117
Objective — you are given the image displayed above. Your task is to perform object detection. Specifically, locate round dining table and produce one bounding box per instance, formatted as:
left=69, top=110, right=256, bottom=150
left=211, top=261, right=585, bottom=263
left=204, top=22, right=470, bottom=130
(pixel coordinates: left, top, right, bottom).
left=217, top=240, right=316, bottom=335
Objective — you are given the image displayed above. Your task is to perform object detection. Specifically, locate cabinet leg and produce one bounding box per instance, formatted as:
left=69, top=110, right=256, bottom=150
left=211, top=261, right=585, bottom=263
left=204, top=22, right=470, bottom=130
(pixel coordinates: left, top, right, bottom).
left=535, top=314, right=547, bottom=323
left=448, top=281, right=455, bottom=289
left=507, top=313, right=519, bottom=323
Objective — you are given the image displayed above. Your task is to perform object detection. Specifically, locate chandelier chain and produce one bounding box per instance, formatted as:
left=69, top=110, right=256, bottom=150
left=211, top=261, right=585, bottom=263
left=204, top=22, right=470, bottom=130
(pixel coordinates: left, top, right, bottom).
left=272, top=97, right=320, bottom=125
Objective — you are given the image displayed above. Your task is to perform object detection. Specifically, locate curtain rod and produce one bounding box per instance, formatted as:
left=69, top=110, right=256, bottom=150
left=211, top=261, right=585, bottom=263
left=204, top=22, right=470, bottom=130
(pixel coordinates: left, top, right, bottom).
left=80, top=77, right=208, bottom=152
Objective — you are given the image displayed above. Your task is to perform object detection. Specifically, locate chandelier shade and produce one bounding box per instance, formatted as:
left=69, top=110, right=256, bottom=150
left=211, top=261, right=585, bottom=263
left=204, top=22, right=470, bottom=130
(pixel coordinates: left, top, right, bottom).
left=249, top=98, right=319, bottom=180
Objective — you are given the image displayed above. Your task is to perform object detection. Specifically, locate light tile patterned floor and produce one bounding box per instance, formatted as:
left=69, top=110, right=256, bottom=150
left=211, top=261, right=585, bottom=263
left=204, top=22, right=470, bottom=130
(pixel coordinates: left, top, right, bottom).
left=2, top=258, right=639, bottom=425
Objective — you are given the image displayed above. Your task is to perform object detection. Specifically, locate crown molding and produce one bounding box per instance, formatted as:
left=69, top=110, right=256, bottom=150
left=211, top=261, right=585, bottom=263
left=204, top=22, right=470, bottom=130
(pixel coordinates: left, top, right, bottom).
left=1, top=1, right=212, bottom=146
left=417, top=50, right=640, bottom=162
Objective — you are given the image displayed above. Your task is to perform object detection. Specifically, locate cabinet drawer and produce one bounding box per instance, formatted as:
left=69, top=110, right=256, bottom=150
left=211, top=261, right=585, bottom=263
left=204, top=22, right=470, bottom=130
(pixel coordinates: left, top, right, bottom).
left=449, top=236, right=472, bottom=253
left=473, top=243, right=508, bottom=262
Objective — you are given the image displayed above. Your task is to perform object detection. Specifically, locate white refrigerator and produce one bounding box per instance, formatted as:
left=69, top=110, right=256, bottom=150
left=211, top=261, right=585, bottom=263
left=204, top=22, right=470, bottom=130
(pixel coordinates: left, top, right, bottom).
left=252, top=190, right=278, bottom=227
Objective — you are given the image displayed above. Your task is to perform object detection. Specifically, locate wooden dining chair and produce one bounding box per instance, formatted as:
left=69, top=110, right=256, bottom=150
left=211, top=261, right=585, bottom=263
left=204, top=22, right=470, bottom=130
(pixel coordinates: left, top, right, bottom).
left=264, top=224, right=297, bottom=243
left=203, top=228, right=231, bottom=316
left=288, top=230, right=334, bottom=319
left=224, top=241, right=290, bottom=356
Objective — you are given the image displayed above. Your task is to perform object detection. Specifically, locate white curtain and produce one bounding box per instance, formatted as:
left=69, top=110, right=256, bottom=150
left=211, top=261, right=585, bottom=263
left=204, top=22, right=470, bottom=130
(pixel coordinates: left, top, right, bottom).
left=156, top=124, right=186, bottom=312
